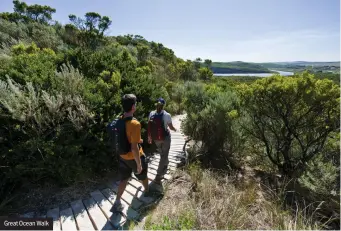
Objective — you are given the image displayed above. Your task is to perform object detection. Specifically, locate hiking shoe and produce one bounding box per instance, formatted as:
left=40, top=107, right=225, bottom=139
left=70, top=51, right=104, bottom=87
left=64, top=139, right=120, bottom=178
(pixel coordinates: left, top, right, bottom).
left=110, top=200, right=124, bottom=213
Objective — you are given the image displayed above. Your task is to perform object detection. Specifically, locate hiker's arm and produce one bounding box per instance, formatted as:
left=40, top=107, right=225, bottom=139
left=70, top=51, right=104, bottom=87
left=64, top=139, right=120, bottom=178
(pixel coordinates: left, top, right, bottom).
left=131, top=123, right=142, bottom=171
left=147, top=112, right=152, bottom=143
left=131, top=142, right=141, bottom=167
left=166, top=114, right=177, bottom=132
left=168, top=122, right=177, bottom=132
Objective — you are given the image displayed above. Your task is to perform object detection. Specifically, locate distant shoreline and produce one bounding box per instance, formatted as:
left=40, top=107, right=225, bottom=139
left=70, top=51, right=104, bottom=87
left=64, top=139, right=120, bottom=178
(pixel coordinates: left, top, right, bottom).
left=213, top=70, right=294, bottom=77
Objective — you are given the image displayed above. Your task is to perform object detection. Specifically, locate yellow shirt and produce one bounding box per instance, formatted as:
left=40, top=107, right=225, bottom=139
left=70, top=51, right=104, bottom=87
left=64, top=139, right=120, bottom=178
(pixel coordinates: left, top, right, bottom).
left=120, top=118, right=144, bottom=160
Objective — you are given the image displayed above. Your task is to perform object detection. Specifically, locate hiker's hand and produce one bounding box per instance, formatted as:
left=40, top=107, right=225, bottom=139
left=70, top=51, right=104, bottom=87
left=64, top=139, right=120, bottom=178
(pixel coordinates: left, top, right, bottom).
left=148, top=136, right=152, bottom=144
left=137, top=164, right=143, bottom=174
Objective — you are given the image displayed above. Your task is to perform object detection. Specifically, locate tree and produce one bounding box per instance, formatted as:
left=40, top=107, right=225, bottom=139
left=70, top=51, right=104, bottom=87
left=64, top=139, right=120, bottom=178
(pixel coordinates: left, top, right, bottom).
left=204, top=59, right=212, bottom=69
left=67, top=12, right=112, bottom=48
left=137, top=44, right=150, bottom=65
left=194, top=57, right=202, bottom=69
left=1, top=1, right=56, bottom=24
left=238, top=72, right=340, bottom=177
left=26, top=4, right=56, bottom=24
left=198, top=67, right=213, bottom=81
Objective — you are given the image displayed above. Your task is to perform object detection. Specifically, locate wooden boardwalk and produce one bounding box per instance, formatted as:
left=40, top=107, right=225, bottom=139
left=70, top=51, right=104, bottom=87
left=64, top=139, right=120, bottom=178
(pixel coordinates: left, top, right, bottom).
left=20, top=114, right=187, bottom=230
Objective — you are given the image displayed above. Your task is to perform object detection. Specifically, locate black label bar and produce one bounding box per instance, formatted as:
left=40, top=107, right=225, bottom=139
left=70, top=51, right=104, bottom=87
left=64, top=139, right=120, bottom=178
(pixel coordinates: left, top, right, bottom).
left=0, top=217, right=53, bottom=230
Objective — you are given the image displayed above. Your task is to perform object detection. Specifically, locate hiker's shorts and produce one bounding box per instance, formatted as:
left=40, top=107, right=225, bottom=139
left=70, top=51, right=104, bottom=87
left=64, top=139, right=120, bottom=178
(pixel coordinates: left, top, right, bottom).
left=118, top=155, right=148, bottom=181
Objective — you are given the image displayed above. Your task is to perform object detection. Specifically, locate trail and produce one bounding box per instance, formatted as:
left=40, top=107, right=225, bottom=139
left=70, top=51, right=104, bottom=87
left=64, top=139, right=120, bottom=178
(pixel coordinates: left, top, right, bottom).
left=19, top=114, right=188, bottom=230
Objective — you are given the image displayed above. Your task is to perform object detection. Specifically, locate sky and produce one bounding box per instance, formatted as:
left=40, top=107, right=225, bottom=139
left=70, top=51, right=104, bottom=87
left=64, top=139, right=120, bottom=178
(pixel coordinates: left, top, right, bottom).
left=0, top=0, right=340, bottom=62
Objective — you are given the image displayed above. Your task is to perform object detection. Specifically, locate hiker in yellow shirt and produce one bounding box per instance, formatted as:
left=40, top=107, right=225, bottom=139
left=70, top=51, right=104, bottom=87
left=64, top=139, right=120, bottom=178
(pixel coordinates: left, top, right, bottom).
left=111, top=94, right=153, bottom=212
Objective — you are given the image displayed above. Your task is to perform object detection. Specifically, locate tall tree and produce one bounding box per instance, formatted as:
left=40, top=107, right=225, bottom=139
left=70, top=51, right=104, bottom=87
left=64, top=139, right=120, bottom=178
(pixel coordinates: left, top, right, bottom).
left=204, top=59, right=212, bottom=69
left=67, top=12, right=112, bottom=48
left=194, top=57, right=202, bottom=70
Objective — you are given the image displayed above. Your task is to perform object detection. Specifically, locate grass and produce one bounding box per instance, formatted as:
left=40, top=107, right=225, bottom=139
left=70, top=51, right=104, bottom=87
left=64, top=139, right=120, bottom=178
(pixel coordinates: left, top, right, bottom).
left=141, top=163, right=323, bottom=230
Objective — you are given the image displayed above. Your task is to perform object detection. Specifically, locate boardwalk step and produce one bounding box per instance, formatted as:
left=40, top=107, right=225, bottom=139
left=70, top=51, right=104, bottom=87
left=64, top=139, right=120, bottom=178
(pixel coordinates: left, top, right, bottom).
left=60, top=207, right=77, bottom=231
left=90, top=190, right=126, bottom=228
left=46, top=208, right=60, bottom=231
left=70, top=199, right=95, bottom=230
left=83, top=197, right=113, bottom=230
left=108, top=182, right=144, bottom=210
left=101, top=188, right=139, bottom=221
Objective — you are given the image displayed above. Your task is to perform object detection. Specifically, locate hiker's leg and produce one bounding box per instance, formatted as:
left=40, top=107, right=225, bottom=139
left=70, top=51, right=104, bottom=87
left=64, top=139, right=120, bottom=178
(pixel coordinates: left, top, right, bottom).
left=135, top=155, right=149, bottom=192
left=156, top=136, right=171, bottom=180
left=116, top=179, right=128, bottom=201
left=116, top=158, right=132, bottom=202
left=154, top=140, right=162, bottom=171
left=112, top=159, right=131, bottom=212
left=141, top=178, right=149, bottom=191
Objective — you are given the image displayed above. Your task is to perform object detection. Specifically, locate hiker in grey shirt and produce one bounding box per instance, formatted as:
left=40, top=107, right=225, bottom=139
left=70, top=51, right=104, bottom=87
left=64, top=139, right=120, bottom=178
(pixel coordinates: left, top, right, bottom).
left=148, top=98, right=177, bottom=184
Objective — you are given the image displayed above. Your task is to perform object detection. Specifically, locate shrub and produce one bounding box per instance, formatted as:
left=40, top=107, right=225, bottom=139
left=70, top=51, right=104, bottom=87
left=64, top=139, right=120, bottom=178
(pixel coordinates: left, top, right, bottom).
left=0, top=65, right=116, bottom=201
left=182, top=82, right=245, bottom=168
left=238, top=72, right=340, bottom=178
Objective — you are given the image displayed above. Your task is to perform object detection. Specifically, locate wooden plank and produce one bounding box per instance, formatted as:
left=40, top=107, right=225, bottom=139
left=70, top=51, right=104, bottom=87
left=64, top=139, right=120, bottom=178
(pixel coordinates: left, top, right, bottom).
left=83, top=198, right=113, bottom=230
left=169, top=149, right=185, bottom=153
left=169, top=153, right=186, bottom=159
left=60, top=207, right=77, bottom=231
left=170, top=140, right=185, bottom=143
left=46, top=208, right=61, bottom=231
left=149, top=162, right=176, bottom=172
left=148, top=163, right=174, bottom=172
left=147, top=172, right=156, bottom=181
left=168, top=155, right=184, bottom=161
left=90, top=190, right=126, bottom=228
left=124, top=183, right=155, bottom=204
left=170, top=146, right=185, bottom=150
left=101, top=188, right=139, bottom=221
left=150, top=160, right=177, bottom=168
left=152, top=156, right=181, bottom=164
left=70, top=199, right=95, bottom=230
left=170, top=148, right=187, bottom=152
left=170, top=148, right=185, bottom=152
left=108, top=178, right=155, bottom=204
left=107, top=179, right=119, bottom=192
left=153, top=154, right=182, bottom=162
left=127, top=180, right=164, bottom=201
left=148, top=162, right=173, bottom=172
left=108, top=182, right=144, bottom=210
left=148, top=168, right=172, bottom=180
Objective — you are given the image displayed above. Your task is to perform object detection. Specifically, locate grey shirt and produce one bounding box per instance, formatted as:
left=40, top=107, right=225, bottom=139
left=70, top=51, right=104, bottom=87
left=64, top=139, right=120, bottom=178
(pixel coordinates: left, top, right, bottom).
left=149, top=110, right=172, bottom=132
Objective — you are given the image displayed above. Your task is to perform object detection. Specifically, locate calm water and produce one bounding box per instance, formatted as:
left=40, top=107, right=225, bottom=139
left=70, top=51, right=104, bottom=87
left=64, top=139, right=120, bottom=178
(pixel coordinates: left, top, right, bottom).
left=213, top=70, right=294, bottom=77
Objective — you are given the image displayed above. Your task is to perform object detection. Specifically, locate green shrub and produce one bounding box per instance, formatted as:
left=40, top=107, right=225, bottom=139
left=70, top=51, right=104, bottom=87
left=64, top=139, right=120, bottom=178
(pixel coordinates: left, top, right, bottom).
left=182, top=82, right=245, bottom=168
left=238, top=72, right=340, bottom=178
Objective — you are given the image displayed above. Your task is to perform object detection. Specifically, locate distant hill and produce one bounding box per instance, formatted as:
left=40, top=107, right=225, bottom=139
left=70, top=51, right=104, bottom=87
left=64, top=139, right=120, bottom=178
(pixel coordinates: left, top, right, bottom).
left=208, top=61, right=272, bottom=74
left=259, top=61, right=340, bottom=73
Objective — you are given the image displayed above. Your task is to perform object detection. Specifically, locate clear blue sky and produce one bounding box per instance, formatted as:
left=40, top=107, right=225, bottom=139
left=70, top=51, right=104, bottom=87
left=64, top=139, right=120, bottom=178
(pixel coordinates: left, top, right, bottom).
left=1, top=0, right=340, bottom=62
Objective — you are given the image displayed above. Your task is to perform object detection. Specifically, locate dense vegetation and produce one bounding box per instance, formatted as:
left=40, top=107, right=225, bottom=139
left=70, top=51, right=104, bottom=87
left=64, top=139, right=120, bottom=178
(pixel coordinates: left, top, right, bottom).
left=0, top=1, right=339, bottom=229
left=0, top=0, right=211, bottom=212
left=177, top=72, right=340, bottom=228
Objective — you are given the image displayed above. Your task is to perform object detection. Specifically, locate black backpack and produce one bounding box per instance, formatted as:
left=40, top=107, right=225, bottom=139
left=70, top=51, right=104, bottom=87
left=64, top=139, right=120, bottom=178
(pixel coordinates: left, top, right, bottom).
left=107, top=116, right=136, bottom=155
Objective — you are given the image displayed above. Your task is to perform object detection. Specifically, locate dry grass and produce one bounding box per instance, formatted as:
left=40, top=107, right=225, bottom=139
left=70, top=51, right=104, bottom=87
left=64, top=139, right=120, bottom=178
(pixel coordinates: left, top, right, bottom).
left=143, top=163, right=323, bottom=230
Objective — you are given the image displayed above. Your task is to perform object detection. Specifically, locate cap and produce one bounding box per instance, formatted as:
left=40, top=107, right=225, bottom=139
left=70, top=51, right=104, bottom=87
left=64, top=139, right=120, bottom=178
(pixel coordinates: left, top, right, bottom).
left=156, top=97, right=166, bottom=105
